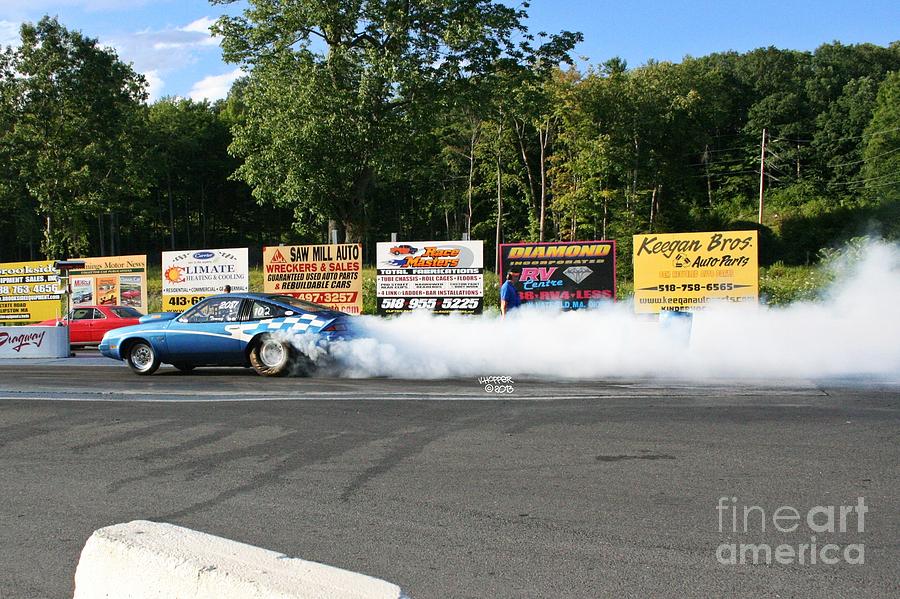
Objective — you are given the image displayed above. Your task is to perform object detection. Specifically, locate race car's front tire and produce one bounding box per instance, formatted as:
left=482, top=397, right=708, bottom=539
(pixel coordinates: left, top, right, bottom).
left=250, top=335, right=292, bottom=376
left=127, top=341, right=160, bottom=375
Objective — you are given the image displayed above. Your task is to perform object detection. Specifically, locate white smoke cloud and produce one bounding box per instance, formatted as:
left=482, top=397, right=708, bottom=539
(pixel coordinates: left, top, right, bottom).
left=292, top=240, right=900, bottom=382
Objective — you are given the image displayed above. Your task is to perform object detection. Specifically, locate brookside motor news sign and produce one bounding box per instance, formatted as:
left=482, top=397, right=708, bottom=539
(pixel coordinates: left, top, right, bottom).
left=499, top=241, right=616, bottom=310
left=162, top=248, right=249, bottom=312
left=632, top=230, right=759, bottom=313
left=69, top=255, right=148, bottom=314
left=376, top=241, right=484, bottom=315
left=0, top=260, right=63, bottom=323
left=263, top=244, right=363, bottom=315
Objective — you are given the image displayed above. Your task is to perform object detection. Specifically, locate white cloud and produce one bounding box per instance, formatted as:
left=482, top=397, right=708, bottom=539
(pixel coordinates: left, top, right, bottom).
left=150, top=16, right=220, bottom=50
left=95, top=15, right=226, bottom=101
left=0, top=20, right=20, bottom=47
left=143, top=69, right=164, bottom=102
left=188, top=67, right=242, bottom=102
left=182, top=16, right=217, bottom=36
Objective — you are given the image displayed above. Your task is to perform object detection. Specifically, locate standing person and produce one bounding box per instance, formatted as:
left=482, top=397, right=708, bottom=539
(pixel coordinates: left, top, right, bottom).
left=223, top=285, right=232, bottom=293
left=499, top=269, right=521, bottom=318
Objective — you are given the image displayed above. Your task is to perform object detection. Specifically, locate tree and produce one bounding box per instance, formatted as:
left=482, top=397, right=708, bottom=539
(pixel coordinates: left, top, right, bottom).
left=8, top=17, right=148, bottom=258
left=861, top=71, right=900, bottom=205
left=212, top=0, right=578, bottom=243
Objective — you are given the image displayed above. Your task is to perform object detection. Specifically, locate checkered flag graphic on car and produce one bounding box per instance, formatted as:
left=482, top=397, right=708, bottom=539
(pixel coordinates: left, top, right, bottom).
left=226, top=315, right=328, bottom=342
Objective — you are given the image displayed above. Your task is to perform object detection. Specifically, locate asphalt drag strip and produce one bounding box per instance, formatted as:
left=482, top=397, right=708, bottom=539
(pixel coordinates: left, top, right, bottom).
left=0, top=361, right=897, bottom=599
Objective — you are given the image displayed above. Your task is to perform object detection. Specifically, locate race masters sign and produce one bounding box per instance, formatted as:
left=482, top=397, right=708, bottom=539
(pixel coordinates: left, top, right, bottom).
left=500, top=241, right=616, bottom=310
left=263, top=244, right=362, bottom=315
left=633, top=230, right=759, bottom=313
left=0, top=260, right=62, bottom=323
left=376, top=241, right=484, bottom=315
left=162, top=248, right=249, bottom=311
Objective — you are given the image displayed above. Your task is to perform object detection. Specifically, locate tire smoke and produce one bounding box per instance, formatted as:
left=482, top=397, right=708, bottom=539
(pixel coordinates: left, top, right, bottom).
left=293, top=240, right=900, bottom=381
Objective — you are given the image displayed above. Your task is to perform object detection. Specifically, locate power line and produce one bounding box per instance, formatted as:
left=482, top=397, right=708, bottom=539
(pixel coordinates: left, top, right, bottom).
left=817, top=125, right=900, bottom=145
left=843, top=178, right=900, bottom=190
left=827, top=145, right=900, bottom=169
left=830, top=171, right=900, bottom=186
left=764, top=125, right=900, bottom=146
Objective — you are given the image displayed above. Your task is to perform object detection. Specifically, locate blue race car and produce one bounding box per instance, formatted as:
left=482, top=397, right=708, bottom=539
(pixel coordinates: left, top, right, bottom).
left=99, top=293, right=355, bottom=376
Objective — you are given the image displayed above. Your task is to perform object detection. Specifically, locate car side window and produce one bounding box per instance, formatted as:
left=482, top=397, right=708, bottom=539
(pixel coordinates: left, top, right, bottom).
left=183, top=298, right=243, bottom=323
left=71, top=308, right=93, bottom=320
left=92, top=308, right=106, bottom=319
left=249, top=301, right=287, bottom=320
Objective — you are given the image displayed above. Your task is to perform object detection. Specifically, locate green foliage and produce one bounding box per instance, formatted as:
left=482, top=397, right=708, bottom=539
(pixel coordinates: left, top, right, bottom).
left=1, top=10, right=896, bottom=311
left=213, top=0, right=579, bottom=244
left=759, top=262, right=833, bottom=305
left=862, top=71, right=900, bottom=205
left=1, top=17, right=148, bottom=259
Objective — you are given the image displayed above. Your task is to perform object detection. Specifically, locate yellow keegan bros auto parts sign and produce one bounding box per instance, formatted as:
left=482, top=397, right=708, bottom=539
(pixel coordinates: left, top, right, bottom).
left=632, top=230, right=759, bottom=313
left=263, top=244, right=363, bottom=315
left=0, top=260, right=63, bottom=323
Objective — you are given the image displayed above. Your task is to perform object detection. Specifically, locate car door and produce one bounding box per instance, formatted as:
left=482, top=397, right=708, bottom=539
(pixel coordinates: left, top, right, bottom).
left=90, top=307, right=123, bottom=342
left=67, top=308, right=95, bottom=344
left=164, top=297, right=246, bottom=365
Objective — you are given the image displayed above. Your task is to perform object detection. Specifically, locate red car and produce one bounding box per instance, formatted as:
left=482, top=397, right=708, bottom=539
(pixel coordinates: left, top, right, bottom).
left=36, top=305, right=143, bottom=345
left=389, top=244, right=418, bottom=255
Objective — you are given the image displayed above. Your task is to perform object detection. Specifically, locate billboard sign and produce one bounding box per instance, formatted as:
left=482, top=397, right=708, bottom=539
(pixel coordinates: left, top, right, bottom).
left=0, top=260, right=62, bottom=323
left=632, top=230, right=759, bottom=313
left=263, top=244, right=363, bottom=315
left=376, top=241, right=484, bottom=315
left=69, top=255, right=148, bottom=313
left=162, top=248, right=249, bottom=312
left=499, top=241, right=616, bottom=310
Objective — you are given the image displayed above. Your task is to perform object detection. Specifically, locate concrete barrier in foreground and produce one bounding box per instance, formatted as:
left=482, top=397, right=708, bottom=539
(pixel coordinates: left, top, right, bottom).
left=73, top=520, right=408, bottom=599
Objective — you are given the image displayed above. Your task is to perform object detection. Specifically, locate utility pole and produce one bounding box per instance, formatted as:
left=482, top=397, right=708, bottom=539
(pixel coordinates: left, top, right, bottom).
left=758, top=128, right=766, bottom=224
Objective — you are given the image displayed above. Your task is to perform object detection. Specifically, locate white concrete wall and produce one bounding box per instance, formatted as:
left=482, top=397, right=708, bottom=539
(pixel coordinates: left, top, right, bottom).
left=73, top=520, right=408, bottom=599
left=0, top=326, right=69, bottom=358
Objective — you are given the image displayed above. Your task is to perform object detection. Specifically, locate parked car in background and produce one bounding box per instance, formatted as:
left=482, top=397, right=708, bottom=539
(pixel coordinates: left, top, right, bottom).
left=36, top=305, right=143, bottom=346
left=99, top=293, right=357, bottom=376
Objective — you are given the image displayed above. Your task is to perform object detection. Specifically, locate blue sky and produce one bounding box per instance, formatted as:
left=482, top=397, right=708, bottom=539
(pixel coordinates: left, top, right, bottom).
left=1, top=1, right=897, bottom=103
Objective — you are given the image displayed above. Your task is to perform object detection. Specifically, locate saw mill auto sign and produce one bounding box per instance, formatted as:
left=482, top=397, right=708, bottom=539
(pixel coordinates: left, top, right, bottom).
left=263, top=244, right=363, bottom=315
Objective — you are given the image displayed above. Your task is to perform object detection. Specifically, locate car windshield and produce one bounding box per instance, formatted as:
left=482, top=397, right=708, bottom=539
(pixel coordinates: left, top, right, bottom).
left=111, top=307, right=141, bottom=318
left=267, top=294, right=326, bottom=313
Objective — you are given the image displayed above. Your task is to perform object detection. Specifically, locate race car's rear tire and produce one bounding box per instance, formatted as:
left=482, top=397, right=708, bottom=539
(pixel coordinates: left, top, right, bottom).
left=249, top=335, right=292, bottom=377
left=127, top=341, right=160, bottom=375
